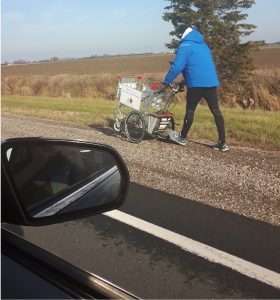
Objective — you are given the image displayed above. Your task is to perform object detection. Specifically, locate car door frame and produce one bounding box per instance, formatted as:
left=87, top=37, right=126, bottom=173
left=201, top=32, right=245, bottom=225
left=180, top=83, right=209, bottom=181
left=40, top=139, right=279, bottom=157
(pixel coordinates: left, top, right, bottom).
left=2, top=228, right=137, bottom=299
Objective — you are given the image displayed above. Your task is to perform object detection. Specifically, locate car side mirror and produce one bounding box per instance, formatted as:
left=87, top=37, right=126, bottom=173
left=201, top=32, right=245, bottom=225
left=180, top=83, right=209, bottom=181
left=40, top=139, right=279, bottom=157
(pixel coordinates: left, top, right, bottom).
left=1, top=138, right=130, bottom=226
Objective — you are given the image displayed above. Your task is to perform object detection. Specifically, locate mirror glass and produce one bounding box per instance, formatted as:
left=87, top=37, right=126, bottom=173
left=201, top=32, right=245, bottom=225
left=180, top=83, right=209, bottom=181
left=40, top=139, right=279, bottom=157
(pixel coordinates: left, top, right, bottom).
left=5, top=143, right=122, bottom=218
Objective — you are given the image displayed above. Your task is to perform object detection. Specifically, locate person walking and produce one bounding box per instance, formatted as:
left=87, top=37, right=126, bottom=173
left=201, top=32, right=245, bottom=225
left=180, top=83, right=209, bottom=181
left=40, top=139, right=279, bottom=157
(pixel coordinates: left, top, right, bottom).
left=163, top=27, right=229, bottom=152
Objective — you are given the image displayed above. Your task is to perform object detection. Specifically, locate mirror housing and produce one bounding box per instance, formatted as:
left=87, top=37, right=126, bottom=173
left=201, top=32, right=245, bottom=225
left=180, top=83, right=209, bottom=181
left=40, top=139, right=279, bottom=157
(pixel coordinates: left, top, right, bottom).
left=1, top=138, right=130, bottom=226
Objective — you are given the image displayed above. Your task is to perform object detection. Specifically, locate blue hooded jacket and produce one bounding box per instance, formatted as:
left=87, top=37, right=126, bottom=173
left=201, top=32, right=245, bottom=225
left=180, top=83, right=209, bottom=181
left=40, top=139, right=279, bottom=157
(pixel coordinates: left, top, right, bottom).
left=164, top=29, right=220, bottom=88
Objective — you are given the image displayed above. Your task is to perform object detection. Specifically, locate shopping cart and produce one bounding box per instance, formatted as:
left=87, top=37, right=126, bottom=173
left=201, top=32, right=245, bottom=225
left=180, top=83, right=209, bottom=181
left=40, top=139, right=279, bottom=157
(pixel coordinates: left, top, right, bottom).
left=113, top=76, right=185, bottom=143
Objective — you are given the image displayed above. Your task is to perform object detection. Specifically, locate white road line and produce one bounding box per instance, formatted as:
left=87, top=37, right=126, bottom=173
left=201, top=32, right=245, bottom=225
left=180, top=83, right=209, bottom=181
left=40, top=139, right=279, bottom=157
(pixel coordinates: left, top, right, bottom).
left=103, top=210, right=280, bottom=289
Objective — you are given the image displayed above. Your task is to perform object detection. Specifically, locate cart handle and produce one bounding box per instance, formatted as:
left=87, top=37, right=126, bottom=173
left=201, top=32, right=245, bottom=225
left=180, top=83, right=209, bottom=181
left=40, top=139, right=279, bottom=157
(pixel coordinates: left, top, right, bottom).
left=155, top=80, right=185, bottom=94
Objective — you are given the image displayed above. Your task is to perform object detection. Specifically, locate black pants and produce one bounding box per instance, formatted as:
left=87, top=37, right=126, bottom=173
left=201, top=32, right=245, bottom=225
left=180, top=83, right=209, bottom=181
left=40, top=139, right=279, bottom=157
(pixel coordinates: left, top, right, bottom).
left=181, top=87, right=226, bottom=143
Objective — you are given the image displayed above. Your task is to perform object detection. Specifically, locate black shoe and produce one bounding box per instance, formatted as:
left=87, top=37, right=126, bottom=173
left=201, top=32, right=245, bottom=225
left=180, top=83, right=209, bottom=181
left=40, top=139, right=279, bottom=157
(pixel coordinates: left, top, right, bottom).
left=212, top=141, right=230, bottom=152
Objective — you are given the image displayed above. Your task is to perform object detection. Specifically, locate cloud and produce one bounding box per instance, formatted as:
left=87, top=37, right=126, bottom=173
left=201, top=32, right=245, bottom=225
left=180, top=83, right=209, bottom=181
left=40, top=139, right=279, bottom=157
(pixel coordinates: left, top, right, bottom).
left=41, top=11, right=54, bottom=23
left=75, top=14, right=91, bottom=23
left=110, top=9, right=129, bottom=19
left=2, top=11, right=25, bottom=22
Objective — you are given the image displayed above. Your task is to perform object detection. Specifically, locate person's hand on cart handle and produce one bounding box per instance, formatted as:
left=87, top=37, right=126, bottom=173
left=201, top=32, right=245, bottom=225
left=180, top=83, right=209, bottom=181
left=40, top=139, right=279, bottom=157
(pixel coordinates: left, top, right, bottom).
left=157, top=81, right=170, bottom=93
left=160, top=80, right=185, bottom=93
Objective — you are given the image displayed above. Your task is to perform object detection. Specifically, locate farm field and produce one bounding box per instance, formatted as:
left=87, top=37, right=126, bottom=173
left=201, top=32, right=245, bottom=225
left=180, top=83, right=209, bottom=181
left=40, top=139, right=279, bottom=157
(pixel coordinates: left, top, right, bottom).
left=1, top=54, right=174, bottom=77
left=253, top=46, right=280, bottom=69
left=2, top=47, right=280, bottom=108
left=2, top=46, right=280, bottom=77
left=1, top=47, right=280, bottom=150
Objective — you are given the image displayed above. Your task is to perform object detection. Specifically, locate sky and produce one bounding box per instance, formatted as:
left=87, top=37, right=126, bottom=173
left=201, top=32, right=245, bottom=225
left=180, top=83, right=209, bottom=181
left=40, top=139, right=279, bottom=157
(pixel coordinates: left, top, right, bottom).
left=1, top=0, right=280, bottom=62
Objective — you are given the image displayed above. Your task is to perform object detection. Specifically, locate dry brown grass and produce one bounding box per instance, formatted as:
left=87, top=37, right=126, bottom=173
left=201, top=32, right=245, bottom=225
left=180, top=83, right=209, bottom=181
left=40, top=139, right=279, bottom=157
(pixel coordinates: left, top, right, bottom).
left=218, top=69, right=280, bottom=111
left=1, top=74, right=118, bottom=99
left=248, top=69, right=280, bottom=110
left=1, top=71, right=167, bottom=99
left=1, top=48, right=280, bottom=110
left=2, top=70, right=279, bottom=110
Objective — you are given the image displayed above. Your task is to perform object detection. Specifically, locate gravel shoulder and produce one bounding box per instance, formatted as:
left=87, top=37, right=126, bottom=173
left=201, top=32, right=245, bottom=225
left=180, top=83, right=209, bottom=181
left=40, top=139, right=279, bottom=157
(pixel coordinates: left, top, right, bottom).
left=2, top=112, right=280, bottom=226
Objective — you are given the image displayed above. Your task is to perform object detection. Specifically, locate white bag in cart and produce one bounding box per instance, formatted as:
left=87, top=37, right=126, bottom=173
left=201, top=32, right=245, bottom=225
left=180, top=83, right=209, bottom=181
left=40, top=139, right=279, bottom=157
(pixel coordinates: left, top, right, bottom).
left=119, top=85, right=143, bottom=111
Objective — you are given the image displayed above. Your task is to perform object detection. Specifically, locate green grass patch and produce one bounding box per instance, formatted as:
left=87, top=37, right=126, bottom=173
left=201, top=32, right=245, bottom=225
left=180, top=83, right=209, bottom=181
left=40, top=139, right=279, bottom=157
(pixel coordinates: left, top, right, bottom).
left=2, top=95, right=280, bottom=150
left=1, top=95, right=116, bottom=126
left=172, top=104, right=280, bottom=150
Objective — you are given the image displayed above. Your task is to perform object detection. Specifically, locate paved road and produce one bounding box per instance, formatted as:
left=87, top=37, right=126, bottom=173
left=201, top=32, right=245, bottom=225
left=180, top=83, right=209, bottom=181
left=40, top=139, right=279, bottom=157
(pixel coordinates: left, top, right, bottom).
left=4, top=183, right=280, bottom=298
left=2, top=112, right=280, bottom=298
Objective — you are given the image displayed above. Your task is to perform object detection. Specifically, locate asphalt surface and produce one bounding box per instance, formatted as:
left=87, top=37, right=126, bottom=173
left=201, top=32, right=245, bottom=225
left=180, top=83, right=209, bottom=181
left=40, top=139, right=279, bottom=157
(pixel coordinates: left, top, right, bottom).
left=4, top=183, right=280, bottom=298
left=2, top=112, right=280, bottom=298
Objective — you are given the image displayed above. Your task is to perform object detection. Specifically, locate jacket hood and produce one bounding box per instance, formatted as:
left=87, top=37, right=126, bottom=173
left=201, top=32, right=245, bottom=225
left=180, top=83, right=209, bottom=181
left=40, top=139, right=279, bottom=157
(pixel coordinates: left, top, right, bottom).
left=181, top=28, right=204, bottom=43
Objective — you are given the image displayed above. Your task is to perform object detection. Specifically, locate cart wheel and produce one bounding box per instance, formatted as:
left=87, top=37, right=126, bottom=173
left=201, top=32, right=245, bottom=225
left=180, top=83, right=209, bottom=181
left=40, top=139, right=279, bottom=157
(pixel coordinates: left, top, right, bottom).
left=113, top=121, right=122, bottom=132
left=157, top=118, right=175, bottom=140
left=125, top=111, right=145, bottom=143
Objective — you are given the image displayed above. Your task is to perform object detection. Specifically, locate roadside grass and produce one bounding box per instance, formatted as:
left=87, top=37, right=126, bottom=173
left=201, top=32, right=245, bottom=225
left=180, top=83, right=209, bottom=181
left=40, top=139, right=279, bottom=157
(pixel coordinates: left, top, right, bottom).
left=182, top=107, right=280, bottom=150
left=1, top=96, right=115, bottom=127
left=2, top=70, right=280, bottom=110
left=2, top=95, right=280, bottom=150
